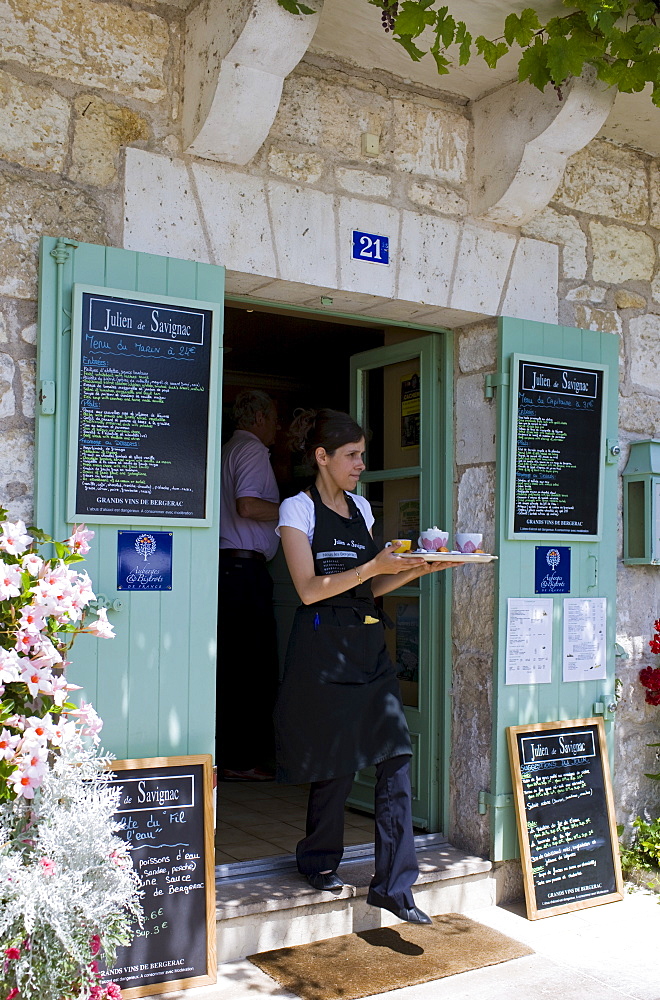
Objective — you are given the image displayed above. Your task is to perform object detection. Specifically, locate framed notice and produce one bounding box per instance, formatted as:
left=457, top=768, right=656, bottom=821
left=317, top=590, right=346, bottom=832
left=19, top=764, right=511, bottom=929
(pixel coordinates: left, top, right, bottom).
left=101, top=755, right=216, bottom=997
left=507, top=719, right=623, bottom=920
left=67, top=285, right=222, bottom=526
left=508, top=355, right=607, bottom=540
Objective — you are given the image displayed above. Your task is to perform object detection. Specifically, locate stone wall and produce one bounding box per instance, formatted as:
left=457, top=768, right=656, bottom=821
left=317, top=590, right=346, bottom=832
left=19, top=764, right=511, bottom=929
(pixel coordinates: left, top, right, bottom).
left=1, top=0, right=660, bottom=852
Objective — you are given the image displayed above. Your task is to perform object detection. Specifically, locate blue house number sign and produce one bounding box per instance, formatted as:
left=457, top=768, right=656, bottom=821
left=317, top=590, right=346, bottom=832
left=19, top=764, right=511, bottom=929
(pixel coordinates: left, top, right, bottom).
left=352, top=230, right=389, bottom=265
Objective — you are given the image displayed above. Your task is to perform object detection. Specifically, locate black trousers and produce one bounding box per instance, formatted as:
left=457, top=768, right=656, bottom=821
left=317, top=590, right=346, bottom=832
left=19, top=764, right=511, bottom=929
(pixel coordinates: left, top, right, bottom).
left=296, top=755, right=419, bottom=910
left=216, top=555, right=278, bottom=771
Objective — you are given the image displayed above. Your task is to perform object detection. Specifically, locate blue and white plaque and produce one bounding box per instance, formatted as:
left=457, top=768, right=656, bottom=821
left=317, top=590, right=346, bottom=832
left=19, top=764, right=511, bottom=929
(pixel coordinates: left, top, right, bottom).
left=535, top=545, right=571, bottom=594
left=117, top=530, right=173, bottom=591
left=352, top=230, right=389, bottom=265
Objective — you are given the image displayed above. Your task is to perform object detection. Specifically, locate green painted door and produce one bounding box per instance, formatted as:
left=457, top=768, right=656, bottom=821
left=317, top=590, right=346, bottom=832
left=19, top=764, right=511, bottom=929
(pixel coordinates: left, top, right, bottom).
left=35, top=237, right=224, bottom=760
left=349, top=334, right=453, bottom=832
left=489, top=317, right=619, bottom=860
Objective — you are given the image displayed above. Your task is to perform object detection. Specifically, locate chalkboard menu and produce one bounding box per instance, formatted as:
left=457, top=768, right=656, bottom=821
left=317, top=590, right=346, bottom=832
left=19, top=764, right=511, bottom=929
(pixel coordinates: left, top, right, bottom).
left=102, top=755, right=216, bottom=998
left=511, top=356, right=606, bottom=537
left=507, top=719, right=623, bottom=920
left=69, top=285, right=220, bottom=525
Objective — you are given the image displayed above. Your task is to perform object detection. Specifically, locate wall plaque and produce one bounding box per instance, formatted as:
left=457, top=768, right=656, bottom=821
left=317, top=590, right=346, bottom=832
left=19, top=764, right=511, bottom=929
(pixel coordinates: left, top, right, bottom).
left=68, top=285, right=220, bottom=525
left=117, top=530, right=173, bottom=591
left=509, top=356, right=606, bottom=539
left=507, top=718, right=623, bottom=920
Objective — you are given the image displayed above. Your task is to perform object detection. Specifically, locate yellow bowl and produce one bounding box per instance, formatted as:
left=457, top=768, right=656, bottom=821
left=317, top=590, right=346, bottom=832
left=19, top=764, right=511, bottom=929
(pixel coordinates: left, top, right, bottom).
left=390, top=539, right=412, bottom=553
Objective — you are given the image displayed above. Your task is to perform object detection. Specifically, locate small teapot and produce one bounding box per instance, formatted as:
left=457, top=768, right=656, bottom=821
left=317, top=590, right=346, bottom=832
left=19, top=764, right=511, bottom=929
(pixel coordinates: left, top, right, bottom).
left=418, top=526, right=449, bottom=552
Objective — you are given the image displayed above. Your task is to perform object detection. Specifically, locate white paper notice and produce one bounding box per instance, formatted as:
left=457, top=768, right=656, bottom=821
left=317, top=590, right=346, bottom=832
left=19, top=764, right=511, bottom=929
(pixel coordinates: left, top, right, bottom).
left=506, top=598, right=553, bottom=685
left=563, top=597, right=607, bottom=682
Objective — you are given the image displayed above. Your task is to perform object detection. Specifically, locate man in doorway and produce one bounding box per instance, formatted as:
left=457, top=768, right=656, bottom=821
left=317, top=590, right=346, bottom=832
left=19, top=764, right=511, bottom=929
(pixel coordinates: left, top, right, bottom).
left=217, top=389, right=280, bottom=781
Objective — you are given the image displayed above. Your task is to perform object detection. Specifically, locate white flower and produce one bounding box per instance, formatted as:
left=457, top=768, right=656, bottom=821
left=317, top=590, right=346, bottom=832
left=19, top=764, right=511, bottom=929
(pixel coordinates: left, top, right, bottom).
left=0, top=518, right=32, bottom=555
left=0, top=560, right=23, bottom=600
left=0, top=727, right=20, bottom=761
left=0, top=647, right=21, bottom=685
left=65, top=524, right=95, bottom=555
left=22, top=551, right=44, bottom=576
left=85, top=607, right=115, bottom=639
left=68, top=700, right=103, bottom=740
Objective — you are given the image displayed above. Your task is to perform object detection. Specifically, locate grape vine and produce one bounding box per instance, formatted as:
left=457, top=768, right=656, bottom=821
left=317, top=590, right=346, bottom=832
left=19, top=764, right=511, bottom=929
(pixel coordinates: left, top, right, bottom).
left=277, top=0, right=660, bottom=106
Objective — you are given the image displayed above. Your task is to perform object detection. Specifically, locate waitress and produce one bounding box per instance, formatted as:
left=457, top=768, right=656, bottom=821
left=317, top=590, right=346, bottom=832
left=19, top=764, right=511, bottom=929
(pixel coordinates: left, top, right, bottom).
left=275, top=408, right=457, bottom=925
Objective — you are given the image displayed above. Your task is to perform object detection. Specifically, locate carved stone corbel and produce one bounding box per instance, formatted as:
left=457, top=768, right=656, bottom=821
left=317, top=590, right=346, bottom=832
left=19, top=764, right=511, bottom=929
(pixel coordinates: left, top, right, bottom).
left=183, top=0, right=322, bottom=164
left=471, top=68, right=617, bottom=226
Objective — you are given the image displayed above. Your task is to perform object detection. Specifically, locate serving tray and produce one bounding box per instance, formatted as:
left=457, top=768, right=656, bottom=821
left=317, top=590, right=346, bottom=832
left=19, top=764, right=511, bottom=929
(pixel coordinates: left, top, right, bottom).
left=398, top=551, right=498, bottom=563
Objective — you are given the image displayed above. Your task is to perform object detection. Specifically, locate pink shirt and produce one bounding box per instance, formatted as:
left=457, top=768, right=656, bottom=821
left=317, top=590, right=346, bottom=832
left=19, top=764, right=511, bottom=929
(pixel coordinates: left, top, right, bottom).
left=220, top=430, right=280, bottom=560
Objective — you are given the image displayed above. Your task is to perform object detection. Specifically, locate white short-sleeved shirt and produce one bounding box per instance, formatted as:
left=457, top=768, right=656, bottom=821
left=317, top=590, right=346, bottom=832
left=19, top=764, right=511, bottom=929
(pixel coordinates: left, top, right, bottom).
left=277, top=491, right=375, bottom=544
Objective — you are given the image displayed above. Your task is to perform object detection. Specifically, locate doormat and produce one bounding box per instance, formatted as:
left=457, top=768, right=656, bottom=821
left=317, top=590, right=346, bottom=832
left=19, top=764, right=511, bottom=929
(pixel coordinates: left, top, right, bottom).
left=248, top=912, right=534, bottom=1000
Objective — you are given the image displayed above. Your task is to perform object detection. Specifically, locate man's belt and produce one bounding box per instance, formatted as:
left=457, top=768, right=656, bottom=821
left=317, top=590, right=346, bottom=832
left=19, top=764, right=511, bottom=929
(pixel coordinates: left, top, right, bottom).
left=220, top=548, right=266, bottom=562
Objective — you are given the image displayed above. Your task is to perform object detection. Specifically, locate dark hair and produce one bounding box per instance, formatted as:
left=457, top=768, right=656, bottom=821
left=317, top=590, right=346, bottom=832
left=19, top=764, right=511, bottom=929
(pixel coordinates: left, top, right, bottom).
left=288, top=408, right=366, bottom=471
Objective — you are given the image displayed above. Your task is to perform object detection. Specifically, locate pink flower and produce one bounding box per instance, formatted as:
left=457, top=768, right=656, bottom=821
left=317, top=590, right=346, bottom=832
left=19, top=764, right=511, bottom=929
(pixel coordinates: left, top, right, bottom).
left=68, top=700, right=103, bottom=739
left=0, top=518, right=32, bottom=556
left=0, top=729, right=20, bottom=761
left=6, top=987, right=20, bottom=999
left=39, top=858, right=55, bottom=877
left=4, top=947, right=20, bottom=960
left=66, top=524, right=95, bottom=556
left=90, top=934, right=101, bottom=956
left=21, top=552, right=43, bottom=577
left=0, top=561, right=22, bottom=601
left=84, top=607, right=115, bottom=639
left=106, top=984, right=122, bottom=999
left=18, top=606, right=47, bottom=635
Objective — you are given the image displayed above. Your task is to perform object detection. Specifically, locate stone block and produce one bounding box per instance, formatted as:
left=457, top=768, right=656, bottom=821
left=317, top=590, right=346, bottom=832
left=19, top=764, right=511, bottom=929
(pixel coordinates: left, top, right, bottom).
left=273, top=74, right=389, bottom=159
left=17, top=359, right=36, bottom=418
left=565, top=285, right=606, bottom=302
left=619, top=393, right=660, bottom=436
left=573, top=304, right=622, bottom=335
left=455, top=376, right=496, bottom=466
left=123, top=150, right=210, bottom=264
left=21, top=324, right=36, bottom=345
left=0, top=0, right=169, bottom=103
left=70, top=95, right=149, bottom=186
left=267, top=148, right=324, bottom=185
left=501, top=238, right=559, bottom=324
left=268, top=182, right=337, bottom=286
left=614, top=289, right=647, bottom=310
left=449, top=651, right=492, bottom=857
left=392, top=101, right=469, bottom=184
left=335, top=168, right=391, bottom=200
left=651, top=273, right=660, bottom=305
left=651, top=161, right=660, bottom=230
left=0, top=173, right=106, bottom=299
left=590, top=222, right=655, bottom=283
left=0, top=353, right=16, bottom=418
left=450, top=225, right=517, bottom=315
left=337, top=198, right=398, bottom=298
left=407, top=181, right=467, bottom=217
left=397, top=211, right=460, bottom=307
left=458, top=322, right=497, bottom=374
left=0, top=70, right=70, bottom=173
left=521, top=207, right=587, bottom=280
left=629, top=314, right=660, bottom=391
left=191, top=162, right=276, bottom=277
left=555, top=141, right=649, bottom=224
left=0, top=428, right=34, bottom=522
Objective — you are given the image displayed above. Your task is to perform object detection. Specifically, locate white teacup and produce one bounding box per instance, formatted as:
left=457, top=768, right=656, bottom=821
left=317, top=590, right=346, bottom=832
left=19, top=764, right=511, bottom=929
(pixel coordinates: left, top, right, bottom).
left=418, top=527, right=449, bottom=551
left=455, top=533, right=483, bottom=553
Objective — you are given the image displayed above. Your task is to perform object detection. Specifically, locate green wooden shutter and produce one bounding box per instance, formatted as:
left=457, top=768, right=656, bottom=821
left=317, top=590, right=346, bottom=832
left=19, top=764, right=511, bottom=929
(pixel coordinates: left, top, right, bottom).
left=489, top=317, right=619, bottom=861
left=36, top=238, right=225, bottom=760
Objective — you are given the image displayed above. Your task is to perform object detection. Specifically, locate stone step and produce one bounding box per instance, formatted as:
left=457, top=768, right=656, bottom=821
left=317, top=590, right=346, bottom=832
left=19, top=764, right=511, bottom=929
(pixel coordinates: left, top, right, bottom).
left=214, top=841, right=497, bottom=964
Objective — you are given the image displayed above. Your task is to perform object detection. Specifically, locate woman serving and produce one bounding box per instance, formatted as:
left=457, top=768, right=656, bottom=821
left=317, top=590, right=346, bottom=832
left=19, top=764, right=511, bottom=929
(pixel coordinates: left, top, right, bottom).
left=275, top=408, right=460, bottom=925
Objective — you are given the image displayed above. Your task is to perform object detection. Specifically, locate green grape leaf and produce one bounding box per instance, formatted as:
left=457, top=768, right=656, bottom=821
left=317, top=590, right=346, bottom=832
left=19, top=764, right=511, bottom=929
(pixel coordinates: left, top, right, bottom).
left=545, top=15, right=572, bottom=38
left=276, top=0, right=315, bottom=15
left=436, top=9, right=456, bottom=48
left=652, top=84, right=660, bottom=108
left=459, top=29, right=472, bottom=65
left=634, top=1, right=659, bottom=18
left=475, top=35, right=509, bottom=69
left=395, top=33, right=426, bottom=60
left=504, top=8, right=541, bottom=47
left=616, top=59, right=655, bottom=92
left=546, top=34, right=588, bottom=83
left=518, top=39, right=552, bottom=90
left=634, top=24, right=660, bottom=56
left=430, top=47, right=452, bottom=73
left=394, top=0, right=436, bottom=37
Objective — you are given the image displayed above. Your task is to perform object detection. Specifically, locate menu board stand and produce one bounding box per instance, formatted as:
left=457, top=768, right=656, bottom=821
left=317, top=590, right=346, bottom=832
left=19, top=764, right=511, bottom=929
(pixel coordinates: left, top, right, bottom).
left=102, top=755, right=216, bottom=997
left=507, top=718, right=623, bottom=920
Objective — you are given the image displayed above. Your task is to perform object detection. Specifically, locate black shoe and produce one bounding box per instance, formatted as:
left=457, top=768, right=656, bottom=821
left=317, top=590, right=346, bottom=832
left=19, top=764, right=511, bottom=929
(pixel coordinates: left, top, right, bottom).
left=305, top=872, right=345, bottom=892
left=367, top=892, right=432, bottom=924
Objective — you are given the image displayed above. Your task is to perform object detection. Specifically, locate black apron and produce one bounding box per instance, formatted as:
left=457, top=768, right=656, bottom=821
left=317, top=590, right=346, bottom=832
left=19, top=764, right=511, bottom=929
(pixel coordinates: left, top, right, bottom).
left=274, top=485, right=412, bottom=784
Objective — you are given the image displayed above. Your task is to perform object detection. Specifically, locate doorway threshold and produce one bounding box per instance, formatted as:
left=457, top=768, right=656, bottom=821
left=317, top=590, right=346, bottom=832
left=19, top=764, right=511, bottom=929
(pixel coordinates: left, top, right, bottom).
left=215, top=832, right=448, bottom=881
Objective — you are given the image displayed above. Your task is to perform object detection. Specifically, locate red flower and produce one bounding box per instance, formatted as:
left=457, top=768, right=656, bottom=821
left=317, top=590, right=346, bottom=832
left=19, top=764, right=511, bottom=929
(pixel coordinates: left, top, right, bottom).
left=640, top=666, right=660, bottom=691
left=90, top=935, right=101, bottom=957
left=4, top=948, right=20, bottom=960
left=646, top=689, right=660, bottom=706
left=650, top=636, right=660, bottom=655
left=6, top=989, right=20, bottom=1000
left=654, top=619, right=660, bottom=633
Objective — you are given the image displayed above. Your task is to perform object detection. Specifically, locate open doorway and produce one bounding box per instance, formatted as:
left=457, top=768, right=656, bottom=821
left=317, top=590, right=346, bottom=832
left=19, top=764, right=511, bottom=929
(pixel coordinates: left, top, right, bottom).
left=215, top=303, right=449, bottom=871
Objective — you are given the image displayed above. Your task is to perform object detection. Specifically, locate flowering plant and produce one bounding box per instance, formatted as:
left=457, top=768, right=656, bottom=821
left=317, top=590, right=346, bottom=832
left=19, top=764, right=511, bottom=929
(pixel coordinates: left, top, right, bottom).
left=0, top=509, right=142, bottom=999
left=639, top=619, right=660, bottom=706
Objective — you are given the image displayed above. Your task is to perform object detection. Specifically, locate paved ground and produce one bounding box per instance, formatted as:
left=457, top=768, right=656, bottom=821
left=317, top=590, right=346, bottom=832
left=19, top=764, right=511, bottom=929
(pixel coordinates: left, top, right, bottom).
left=155, top=887, right=660, bottom=1000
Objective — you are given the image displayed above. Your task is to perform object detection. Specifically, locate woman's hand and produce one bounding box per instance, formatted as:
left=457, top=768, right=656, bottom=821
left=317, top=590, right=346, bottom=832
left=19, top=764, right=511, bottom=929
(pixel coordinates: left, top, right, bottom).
left=369, top=546, right=426, bottom=576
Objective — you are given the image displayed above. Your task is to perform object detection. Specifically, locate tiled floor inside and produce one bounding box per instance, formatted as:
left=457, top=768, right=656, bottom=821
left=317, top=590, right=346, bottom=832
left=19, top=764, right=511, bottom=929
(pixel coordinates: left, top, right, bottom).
left=215, top=780, right=375, bottom=864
